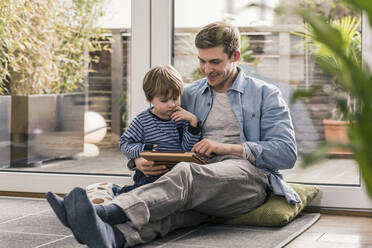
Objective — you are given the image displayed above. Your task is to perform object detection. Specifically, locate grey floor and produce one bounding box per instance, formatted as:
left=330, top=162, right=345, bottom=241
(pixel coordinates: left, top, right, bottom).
left=0, top=196, right=320, bottom=248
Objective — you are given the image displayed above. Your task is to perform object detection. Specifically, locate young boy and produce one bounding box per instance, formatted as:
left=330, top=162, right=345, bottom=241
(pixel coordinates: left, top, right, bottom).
left=118, top=65, right=201, bottom=193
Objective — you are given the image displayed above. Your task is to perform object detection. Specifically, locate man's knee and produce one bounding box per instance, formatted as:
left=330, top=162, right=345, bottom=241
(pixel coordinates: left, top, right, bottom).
left=171, top=162, right=193, bottom=177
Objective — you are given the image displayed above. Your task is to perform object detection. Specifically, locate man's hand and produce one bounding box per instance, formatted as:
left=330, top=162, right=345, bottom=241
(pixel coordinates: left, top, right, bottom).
left=191, top=139, right=226, bottom=157
left=191, top=138, right=243, bottom=158
left=170, top=106, right=198, bottom=127
left=134, top=157, right=168, bottom=177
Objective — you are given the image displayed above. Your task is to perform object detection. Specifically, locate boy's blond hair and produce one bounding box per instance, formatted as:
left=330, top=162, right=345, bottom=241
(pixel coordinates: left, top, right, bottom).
left=143, top=65, right=183, bottom=101
left=195, top=21, right=240, bottom=58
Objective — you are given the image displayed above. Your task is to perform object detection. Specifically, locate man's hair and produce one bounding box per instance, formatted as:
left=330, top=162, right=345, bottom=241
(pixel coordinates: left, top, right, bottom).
left=195, top=21, right=240, bottom=58
left=143, top=65, right=183, bottom=101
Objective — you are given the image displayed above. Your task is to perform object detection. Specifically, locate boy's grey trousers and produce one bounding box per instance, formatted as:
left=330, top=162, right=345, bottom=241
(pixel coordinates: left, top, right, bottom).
left=113, top=159, right=270, bottom=247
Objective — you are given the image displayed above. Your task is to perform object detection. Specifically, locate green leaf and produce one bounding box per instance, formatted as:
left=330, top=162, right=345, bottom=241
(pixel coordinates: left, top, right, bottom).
left=300, top=142, right=330, bottom=167
left=291, top=85, right=321, bottom=104
left=345, top=0, right=372, bottom=27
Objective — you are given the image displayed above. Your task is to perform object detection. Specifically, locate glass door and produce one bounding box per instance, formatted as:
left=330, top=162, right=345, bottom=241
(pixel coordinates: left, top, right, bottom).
left=172, top=0, right=372, bottom=209
left=0, top=0, right=153, bottom=194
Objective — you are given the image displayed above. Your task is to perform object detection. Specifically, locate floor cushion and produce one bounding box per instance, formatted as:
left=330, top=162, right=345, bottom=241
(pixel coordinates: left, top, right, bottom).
left=215, top=183, right=319, bottom=227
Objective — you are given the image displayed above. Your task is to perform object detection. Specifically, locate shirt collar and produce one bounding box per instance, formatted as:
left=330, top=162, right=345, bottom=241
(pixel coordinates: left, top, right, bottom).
left=200, top=79, right=211, bottom=95
left=228, top=66, right=245, bottom=94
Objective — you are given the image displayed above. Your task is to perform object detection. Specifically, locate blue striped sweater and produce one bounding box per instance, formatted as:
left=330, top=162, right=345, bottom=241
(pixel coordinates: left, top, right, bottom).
left=119, top=108, right=201, bottom=159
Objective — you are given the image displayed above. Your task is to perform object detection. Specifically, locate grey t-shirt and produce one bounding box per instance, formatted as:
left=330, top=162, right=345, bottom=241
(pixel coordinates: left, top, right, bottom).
left=202, top=90, right=242, bottom=163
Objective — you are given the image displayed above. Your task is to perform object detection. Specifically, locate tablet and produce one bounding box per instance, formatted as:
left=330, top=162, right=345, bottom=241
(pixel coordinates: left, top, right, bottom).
left=140, top=151, right=206, bottom=167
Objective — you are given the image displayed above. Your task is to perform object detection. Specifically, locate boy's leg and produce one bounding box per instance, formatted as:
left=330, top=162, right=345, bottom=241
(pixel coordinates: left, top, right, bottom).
left=63, top=187, right=126, bottom=248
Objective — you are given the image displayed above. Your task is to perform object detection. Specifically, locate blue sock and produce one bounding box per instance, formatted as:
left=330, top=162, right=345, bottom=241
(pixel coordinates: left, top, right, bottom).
left=46, top=192, right=69, bottom=227
left=64, top=187, right=126, bottom=248
left=46, top=191, right=84, bottom=244
left=95, top=204, right=128, bottom=225
left=46, top=192, right=128, bottom=227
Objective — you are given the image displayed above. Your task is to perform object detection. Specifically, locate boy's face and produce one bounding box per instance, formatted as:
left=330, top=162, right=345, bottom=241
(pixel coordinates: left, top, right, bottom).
left=148, top=95, right=181, bottom=119
left=197, top=45, right=239, bottom=92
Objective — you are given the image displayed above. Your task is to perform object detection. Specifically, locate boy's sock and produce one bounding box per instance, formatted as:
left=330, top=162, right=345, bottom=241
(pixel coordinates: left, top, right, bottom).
left=46, top=192, right=128, bottom=227
left=95, top=204, right=129, bottom=225
left=64, top=187, right=126, bottom=248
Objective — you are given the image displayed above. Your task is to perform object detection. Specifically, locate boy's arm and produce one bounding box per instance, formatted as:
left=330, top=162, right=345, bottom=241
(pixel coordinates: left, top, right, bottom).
left=171, top=107, right=202, bottom=151
left=171, top=106, right=198, bottom=127
left=180, top=122, right=202, bottom=151
left=119, top=117, right=146, bottom=159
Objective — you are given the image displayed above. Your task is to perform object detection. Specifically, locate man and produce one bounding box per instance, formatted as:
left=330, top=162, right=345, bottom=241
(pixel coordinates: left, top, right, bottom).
left=46, top=21, right=299, bottom=248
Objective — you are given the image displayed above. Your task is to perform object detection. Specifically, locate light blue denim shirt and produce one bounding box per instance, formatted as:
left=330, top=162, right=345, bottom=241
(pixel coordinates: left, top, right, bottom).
left=181, top=68, right=301, bottom=204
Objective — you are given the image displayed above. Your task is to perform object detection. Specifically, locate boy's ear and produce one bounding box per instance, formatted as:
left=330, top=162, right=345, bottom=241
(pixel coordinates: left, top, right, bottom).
left=146, top=98, right=151, bottom=104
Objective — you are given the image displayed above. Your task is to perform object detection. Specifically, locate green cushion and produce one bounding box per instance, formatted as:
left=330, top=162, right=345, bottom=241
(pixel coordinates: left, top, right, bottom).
left=215, top=183, right=319, bottom=227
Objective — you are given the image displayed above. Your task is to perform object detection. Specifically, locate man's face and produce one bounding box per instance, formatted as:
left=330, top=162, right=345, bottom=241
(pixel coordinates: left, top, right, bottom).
left=197, top=45, right=239, bottom=92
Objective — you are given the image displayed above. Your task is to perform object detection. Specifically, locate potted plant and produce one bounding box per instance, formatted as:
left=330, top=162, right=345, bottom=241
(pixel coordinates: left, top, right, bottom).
left=0, top=0, right=110, bottom=167
left=293, top=15, right=361, bottom=156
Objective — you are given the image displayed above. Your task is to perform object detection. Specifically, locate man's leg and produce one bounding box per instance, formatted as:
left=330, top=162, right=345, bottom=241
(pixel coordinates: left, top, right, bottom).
left=63, top=187, right=126, bottom=248
left=46, top=192, right=69, bottom=227
left=112, top=159, right=269, bottom=243
left=116, top=210, right=212, bottom=247
left=52, top=187, right=211, bottom=247
left=57, top=159, right=268, bottom=247
left=46, top=191, right=127, bottom=227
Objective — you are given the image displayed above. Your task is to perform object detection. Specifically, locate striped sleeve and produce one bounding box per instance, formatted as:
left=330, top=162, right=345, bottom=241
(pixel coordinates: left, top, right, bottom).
left=179, top=121, right=201, bottom=151
left=119, top=115, right=145, bottom=159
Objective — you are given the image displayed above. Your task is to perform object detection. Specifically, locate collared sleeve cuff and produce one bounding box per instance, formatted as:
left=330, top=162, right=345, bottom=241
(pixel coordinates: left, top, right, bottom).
left=127, top=159, right=136, bottom=171
left=242, top=142, right=256, bottom=163
left=187, top=124, right=201, bottom=135
left=269, top=174, right=301, bottom=204
left=143, top=143, right=154, bottom=151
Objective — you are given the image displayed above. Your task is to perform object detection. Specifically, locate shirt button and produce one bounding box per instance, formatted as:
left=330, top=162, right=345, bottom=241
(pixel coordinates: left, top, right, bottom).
left=207, top=103, right=211, bottom=106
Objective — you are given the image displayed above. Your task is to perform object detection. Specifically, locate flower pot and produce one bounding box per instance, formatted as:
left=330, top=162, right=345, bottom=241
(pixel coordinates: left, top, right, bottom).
left=322, top=119, right=353, bottom=157
left=10, top=93, right=85, bottom=167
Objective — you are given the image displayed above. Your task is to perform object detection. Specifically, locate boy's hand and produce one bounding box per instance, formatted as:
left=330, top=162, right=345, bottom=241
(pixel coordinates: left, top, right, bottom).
left=171, top=106, right=198, bottom=127
left=134, top=157, right=168, bottom=177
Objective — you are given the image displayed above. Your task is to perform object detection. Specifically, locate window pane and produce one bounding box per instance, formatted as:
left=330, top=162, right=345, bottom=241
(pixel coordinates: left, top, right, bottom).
left=0, top=0, right=131, bottom=176
left=173, top=0, right=360, bottom=185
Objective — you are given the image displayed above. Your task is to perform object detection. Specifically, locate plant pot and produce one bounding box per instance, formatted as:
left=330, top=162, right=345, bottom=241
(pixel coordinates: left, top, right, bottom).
left=322, top=119, right=353, bottom=157
left=0, top=96, right=11, bottom=168
left=10, top=93, right=85, bottom=167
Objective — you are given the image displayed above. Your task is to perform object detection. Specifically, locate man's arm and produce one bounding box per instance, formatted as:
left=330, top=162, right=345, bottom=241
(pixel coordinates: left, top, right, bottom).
left=192, top=86, right=297, bottom=170
left=244, top=88, right=297, bottom=171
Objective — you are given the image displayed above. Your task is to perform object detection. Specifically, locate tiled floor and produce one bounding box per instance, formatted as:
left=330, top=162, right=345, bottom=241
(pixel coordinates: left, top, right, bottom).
left=0, top=197, right=81, bottom=248
left=0, top=196, right=319, bottom=248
